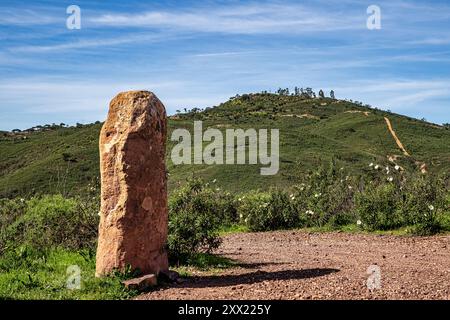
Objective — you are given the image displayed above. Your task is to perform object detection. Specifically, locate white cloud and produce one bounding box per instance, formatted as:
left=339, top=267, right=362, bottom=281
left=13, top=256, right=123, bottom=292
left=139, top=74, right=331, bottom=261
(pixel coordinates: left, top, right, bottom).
left=409, top=37, right=450, bottom=45
left=191, top=51, right=260, bottom=58
left=332, top=79, right=450, bottom=121
left=343, top=80, right=450, bottom=94
left=90, top=3, right=362, bottom=34
left=388, top=89, right=450, bottom=106
left=0, top=8, right=61, bottom=26
left=0, top=79, right=184, bottom=114
left=9, top=33, right=171, bottom=53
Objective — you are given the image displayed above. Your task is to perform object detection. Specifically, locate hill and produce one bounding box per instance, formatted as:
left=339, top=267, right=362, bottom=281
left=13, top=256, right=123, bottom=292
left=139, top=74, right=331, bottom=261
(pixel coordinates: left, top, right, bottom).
left=1, top=93, right=449, bottom=198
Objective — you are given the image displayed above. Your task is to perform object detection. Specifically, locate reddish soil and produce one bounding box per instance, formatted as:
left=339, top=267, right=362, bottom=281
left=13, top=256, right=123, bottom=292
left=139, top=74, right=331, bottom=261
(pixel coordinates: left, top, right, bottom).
left=138, top=230, right=450, bottom=300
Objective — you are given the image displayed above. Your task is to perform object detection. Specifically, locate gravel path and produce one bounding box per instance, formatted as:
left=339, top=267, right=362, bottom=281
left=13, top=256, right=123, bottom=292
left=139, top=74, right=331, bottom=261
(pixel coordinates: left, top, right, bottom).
left=138, top=231, right=450, bottom=300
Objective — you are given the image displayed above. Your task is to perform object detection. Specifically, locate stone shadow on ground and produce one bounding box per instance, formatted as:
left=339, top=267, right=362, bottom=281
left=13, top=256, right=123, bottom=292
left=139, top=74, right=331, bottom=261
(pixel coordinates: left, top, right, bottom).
left=237, top=262, right=288, bottom=269
left=177, top=268, right=340, bottom=289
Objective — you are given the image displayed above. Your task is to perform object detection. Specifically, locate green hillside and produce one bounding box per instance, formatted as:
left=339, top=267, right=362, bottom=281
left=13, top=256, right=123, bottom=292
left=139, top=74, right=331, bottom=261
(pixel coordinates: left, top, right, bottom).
left=1, top=93, right=449, bottom=198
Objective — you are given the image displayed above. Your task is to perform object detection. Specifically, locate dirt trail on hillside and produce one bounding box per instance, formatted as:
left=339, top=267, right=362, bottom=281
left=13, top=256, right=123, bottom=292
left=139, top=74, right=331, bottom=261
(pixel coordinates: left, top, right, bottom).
left=384, top=117, right=429, bottom=173
left=281, top=114, right=320, bottom=120
left=345, top=110, right=370, bottom=116
left=138, top=231, right=450, bottom=300
left=384, top=117, right=410, bottom=157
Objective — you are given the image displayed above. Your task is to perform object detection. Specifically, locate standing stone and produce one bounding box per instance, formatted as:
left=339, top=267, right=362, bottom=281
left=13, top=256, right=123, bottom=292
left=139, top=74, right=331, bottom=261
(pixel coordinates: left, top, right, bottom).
left=96, top=91, right=168, bottom=277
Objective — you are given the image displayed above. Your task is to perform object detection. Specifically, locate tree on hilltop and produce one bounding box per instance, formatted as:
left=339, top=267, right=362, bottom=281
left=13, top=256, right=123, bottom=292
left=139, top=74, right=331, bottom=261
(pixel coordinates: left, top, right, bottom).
left=319, top=90, right=325, bottom=98
left=330, top=90, right=336, bottom=99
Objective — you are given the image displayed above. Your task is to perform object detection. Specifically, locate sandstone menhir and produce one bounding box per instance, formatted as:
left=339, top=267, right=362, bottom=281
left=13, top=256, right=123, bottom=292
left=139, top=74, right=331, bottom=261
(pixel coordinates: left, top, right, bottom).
left=96, top=90, right=168, bottom=277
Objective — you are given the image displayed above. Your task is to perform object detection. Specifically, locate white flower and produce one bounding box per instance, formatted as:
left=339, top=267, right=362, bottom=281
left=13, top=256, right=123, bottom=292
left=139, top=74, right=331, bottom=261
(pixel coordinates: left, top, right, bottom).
left=244, top=218, right=248, bottom=223
left=369, top=163, right=374, bottom=167
left=374, top=165, right=380, bottom=170
left=212, top=179, right=217, bottom=183
left=306, top=210, right=314, bottom=215
left=314, top=193, right=321, bottom=198
left=429, top=205, right=435, bottom=211
left=290, top=194, right=295, bottom=200
left=239, top=214, right=244, bottom=219
left=216, top=188, right=220, bottom=191
left=357, top=220, right=362, bottom=226
left=386, top=166, right=390, bottom=171
left=395, top=165, right=400, bottom=171
left=348, top=186, right=353, bottom=190
left=387, top=177, right=394, bottom=182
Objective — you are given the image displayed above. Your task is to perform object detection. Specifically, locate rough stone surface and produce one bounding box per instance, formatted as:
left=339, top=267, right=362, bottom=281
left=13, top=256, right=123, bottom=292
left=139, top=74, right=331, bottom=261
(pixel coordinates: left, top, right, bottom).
left=123, top=274, right=157, bottom=291
left=96, top=90, right=168, bottom=277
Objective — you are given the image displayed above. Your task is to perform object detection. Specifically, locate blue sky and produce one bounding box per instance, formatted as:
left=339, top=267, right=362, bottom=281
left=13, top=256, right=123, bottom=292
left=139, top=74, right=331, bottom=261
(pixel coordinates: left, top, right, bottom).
left=1, top=0, right=450, bottom=130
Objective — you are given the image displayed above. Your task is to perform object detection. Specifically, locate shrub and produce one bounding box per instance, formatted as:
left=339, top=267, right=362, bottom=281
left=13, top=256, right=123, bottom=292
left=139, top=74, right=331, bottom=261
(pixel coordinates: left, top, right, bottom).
left=0, top=198, right=27, bottom=235
left=0, top=195, right=99, bottom=254
left=356, top=165, right=448, bottom=234
left=237, top=189, right=297, bottom=232
left=400, top=175, right=447, bottom=235
left=292, top=160, right=355, bottom=227
left=327, top=211, right=357, bottom=228
left=168, top=179, right=225, bottom=263
left=356, top=183, right=403, bottom=230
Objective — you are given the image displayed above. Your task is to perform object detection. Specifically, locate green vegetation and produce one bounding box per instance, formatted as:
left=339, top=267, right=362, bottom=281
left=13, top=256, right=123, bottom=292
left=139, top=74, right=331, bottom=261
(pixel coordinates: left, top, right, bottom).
left=0, top=195, right=98, bottom=255
left=0, top=185, right=235, bottom=299
left=1, top=93, right=449, bottom=198
left=172, top=253, right=236, bottom=277
left=0, top=195, right=125, bottom=300
left=235, top=163, right=449, bottom=235
left=0, top=91, right=449, bottom=299
left=0, top=124, right=101, bottom=198
left=0, top=247, right=134, bottom=300
left=168, top=178, right=235, bottom=263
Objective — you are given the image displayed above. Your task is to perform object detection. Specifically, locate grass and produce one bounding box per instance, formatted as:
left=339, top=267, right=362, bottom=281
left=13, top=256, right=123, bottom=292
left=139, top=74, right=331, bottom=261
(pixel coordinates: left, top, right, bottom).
left=219, top=224, right=250, bottom=235
left=304, top=222, right=450, bottom=236
left=0, top=247, right=137, bottom=300
left=220, top=222, right=450, bottom=237
left=171, top=253, right=236, bottom=277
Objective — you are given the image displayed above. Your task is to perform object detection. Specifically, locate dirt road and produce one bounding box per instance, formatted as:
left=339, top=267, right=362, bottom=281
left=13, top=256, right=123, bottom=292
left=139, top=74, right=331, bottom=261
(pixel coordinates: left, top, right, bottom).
left=138, top=231, right=450, bottom=300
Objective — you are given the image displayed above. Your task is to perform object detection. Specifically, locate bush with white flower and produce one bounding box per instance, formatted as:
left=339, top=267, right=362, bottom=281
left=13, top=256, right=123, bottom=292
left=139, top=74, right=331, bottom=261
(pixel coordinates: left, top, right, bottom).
left=236, top=190, right=298, bottom=232
left=291, top=159, right=356, bottom=228
left=356, top=166, right=448, bottom=234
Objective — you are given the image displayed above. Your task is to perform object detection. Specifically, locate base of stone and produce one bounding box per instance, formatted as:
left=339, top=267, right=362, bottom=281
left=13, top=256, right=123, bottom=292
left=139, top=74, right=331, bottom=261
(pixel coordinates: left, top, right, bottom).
left=122, top=274, right=157, bottom=291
